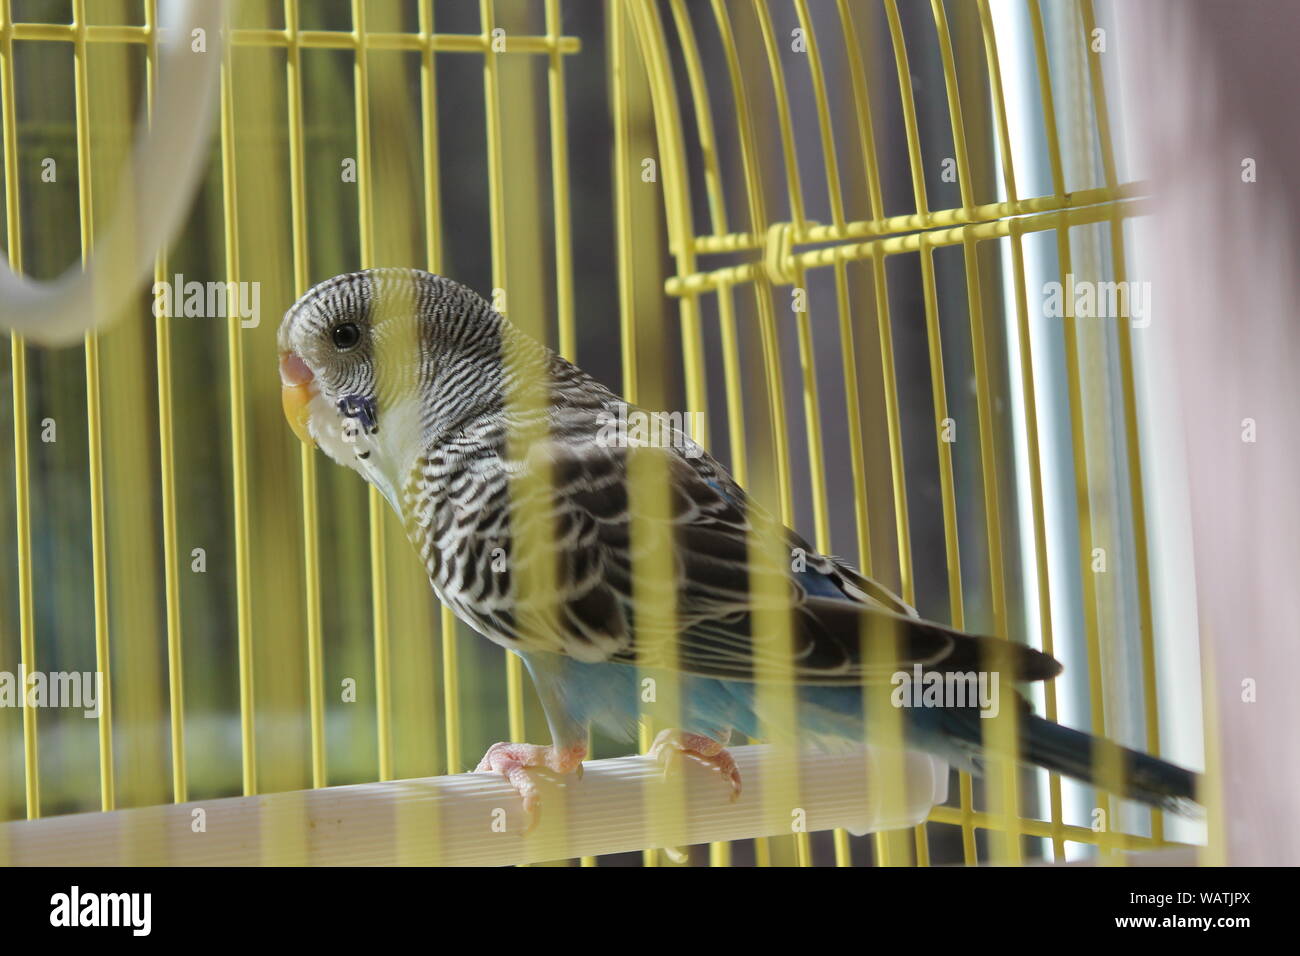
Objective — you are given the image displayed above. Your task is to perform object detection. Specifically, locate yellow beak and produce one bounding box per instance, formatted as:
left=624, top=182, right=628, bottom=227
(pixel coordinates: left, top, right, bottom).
left=279, top=352, right=315, bottom=445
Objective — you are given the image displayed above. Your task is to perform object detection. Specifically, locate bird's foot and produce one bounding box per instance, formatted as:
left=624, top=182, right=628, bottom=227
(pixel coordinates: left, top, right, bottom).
left=474, top=741, right=587, bottom=833
left=648, top=729, right=741, bottom=802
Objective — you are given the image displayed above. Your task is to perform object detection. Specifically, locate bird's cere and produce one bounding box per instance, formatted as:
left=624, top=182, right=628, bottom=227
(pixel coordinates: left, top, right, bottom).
left=279, top=350, right=314, bottom=386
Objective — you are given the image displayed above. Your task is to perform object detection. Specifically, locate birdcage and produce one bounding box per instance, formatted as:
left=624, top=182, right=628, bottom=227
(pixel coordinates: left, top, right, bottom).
left=0, top=0, right=1210, bottom=867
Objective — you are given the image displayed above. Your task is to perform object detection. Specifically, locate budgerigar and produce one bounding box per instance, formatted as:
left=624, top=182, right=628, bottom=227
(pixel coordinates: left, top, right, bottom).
left=277, top=268, right=1199, bottom=827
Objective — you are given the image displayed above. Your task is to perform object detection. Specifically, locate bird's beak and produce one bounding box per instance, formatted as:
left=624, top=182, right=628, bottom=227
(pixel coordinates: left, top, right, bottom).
left=279, top=351, right=316, bottom=445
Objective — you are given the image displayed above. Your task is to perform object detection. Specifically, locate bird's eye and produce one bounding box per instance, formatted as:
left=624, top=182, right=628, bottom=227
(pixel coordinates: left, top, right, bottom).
left=331, top=322, right=361, bottom=351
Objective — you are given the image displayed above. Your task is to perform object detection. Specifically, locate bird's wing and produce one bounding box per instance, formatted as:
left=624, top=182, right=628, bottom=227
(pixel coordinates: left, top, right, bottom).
left=496, top=438, right=1059, bottom=686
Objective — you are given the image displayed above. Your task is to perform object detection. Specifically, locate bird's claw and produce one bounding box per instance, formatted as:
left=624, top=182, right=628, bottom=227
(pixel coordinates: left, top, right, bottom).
left=474, top=741, right=587, bottom=833
left=648, top=729, right=741, bottom=802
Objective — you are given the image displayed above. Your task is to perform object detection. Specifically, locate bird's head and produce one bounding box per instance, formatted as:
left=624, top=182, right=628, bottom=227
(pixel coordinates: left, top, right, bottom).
left=277, top=268, right=510, bottom=494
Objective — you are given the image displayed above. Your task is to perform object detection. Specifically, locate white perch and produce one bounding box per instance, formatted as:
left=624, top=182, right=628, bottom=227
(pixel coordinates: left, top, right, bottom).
left=0, top=745, right=948, bottom=866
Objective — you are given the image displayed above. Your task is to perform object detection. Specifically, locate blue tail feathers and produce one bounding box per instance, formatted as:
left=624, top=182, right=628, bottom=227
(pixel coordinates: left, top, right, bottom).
left=943, top=708, right=1200, bottom=814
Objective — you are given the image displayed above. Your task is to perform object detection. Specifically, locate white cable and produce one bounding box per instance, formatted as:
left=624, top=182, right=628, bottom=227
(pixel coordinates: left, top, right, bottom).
left=1, top=745, right=948, bottom=866
left=0, top=0, right=224, bottom=346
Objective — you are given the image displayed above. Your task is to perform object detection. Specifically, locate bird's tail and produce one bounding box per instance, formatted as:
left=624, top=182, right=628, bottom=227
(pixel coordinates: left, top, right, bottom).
left=943, top=710, right=1201, bottom=815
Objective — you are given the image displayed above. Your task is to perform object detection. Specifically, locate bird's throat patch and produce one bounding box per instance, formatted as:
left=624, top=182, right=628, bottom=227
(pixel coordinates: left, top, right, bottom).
left=338, top=394, right=378, bottom=432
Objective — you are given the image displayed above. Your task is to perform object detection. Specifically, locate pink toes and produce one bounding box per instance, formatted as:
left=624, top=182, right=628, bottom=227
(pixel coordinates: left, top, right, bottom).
left=648, top=729, right=742, bottom=801
left=474, top=741, right=588, bottom=831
